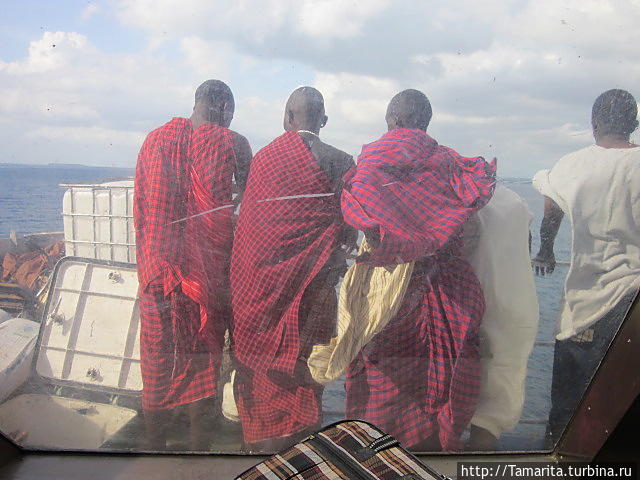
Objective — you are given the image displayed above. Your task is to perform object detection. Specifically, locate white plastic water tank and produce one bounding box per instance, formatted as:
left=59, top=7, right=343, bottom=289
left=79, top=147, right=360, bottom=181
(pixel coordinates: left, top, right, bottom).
left=62, top=180, right=136, bottom=263
left=0, top=318, right=39, bottom=403
left=0, top=308, right=11, bottom=325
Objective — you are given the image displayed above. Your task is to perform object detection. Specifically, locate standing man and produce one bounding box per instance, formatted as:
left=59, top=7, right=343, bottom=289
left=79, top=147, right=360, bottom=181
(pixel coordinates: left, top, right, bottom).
left=532, top=89, right=640, bottom=442
left=341, top=89, right=496, bottom=451
left=230, top=86, right=354, bottom=452
left=464, top=186, right=539, bottom=450
left=134, top=79, right=249, bottom=450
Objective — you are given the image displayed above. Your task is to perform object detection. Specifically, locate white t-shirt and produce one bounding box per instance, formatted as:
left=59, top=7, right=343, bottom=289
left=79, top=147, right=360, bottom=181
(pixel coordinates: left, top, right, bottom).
left=533, top=145, right=640, bottom=340
left=468, top=185, right=539, bottom=437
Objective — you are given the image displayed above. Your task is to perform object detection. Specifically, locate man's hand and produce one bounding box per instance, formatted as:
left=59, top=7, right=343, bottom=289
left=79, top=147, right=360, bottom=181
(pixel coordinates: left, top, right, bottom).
left=338, top=243, right=358, bottom=263
left=532, top=250, right=556, bottom=276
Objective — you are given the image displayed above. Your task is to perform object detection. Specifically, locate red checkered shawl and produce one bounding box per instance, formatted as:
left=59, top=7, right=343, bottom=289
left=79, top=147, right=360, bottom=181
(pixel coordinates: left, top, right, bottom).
left=341, top=128, right=496, bottom=450
left=342, top=128, right=496, bottom=265
left=230, top=131, right=343, bottom=375
left=134, top=117, right=192, bottom=294
left=181, top=123, right=236, bottom=342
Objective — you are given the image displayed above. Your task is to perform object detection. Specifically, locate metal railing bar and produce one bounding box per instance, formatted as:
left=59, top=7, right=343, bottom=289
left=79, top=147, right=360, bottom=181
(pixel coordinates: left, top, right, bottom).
left=53, top=287, right=138, bottom=301
left=62, top=213, right=133, bottom=219
left=41, top=345, right=140, bottom=362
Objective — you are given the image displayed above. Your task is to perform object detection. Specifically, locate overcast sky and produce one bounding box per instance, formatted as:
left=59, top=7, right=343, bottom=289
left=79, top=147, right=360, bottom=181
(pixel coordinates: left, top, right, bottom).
left=1, top=0, right=639, bottom=177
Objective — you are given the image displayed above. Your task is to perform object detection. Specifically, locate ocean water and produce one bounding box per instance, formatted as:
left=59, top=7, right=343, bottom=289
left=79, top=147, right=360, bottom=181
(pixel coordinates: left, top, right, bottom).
left=0, top=165, right=133, bottom=237
left=0, top=165, right=571, bottom=451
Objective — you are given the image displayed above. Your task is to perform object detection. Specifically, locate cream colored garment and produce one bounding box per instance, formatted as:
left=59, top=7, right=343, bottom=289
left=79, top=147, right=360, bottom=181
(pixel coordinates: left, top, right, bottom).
left=221, top=369, right=239, bottom=422
left=468, top=185, right=540, bottom=438
left=307, top=240, right=414, bottom=384
left=533, top=145, right=640, bottom=340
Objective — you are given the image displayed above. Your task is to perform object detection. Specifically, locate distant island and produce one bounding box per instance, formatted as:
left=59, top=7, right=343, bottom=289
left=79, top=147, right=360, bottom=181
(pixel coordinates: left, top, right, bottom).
left=47, top=163, right=89, bottom=168
left=0, top=162, right=131, bottom=169
left=499, top=177, right=532, bottom=183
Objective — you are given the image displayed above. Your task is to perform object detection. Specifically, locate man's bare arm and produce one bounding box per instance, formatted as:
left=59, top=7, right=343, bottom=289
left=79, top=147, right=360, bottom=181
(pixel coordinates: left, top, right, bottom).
left=532, top=196, right=564, bottom=275
left=335, top=153, right=358, bottom=254
left=231, top=132, right=253, bottom=202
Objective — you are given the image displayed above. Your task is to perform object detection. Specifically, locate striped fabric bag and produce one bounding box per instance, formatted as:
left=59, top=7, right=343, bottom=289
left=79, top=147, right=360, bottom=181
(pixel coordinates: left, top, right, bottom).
left=235, top=420, right=451, bottom=480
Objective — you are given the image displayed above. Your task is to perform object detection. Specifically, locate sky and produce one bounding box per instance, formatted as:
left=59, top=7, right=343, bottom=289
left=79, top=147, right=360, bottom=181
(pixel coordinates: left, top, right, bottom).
left=1, top=0, right=639, bottom=177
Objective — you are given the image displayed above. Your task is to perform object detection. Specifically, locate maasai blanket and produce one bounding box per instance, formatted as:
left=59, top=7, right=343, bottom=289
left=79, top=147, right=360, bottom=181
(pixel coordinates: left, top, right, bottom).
left=181, top=123, right=236, bottom=349
left=134, top=118, right=218, bottom=409
left=230, top=131, right=344, bottom=442
left=139, top=284, right=218, bottom=409
left=342, top=128, right=496, bottom=451
left=134, top=117, right=192, bottom=293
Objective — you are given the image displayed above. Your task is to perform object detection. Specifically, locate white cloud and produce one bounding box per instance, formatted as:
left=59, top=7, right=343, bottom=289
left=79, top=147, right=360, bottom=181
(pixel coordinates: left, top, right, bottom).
left=116, top=0, right=392, bottom=45
left=27, top=125, right=145, bottom=147
left=436, top=113, right=507, bottom=126
left=232, top=95, right=285, bottom=153
left=312, top=72, right=398, bottom=156
left=115, top=0, right=291, bottom=45
left=501, top=0, right=640, bottom=58
left=180, top=36, right=235, bottom=80
left=0, top=31, right=207, bottom=167
left=294, top=0, right=390, bottom=40
left=0, top=28, right=301, bottom=167
left=81, top=3, right=102, bottom=21
left=3, top=0, right=640, bottom=177
left=0, top=32, right=90, bottom=75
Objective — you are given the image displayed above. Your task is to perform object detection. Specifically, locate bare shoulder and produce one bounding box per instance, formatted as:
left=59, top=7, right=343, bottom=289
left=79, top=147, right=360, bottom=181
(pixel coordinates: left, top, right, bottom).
left=230, top=131, right=252, bottom=153
left=309, top=140, right=354, bottom=190
left=316, top=140, right=354, bottom=170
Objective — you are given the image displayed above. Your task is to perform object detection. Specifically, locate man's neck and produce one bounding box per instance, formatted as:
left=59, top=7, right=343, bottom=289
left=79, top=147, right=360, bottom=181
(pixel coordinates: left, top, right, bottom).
left=293, top=125, right=320, bottom=135
left=297, top=129, right=320, bottom=137
left=190, top=113, right=225, bottom=131
left=595, top=134, right=637, bottom=149
left=190, top=113, right=205, bottom=130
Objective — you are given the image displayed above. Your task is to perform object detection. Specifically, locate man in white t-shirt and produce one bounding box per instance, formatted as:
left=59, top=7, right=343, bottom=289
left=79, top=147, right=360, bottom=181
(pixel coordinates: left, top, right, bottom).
left=532, top=89, right=640, bottom=443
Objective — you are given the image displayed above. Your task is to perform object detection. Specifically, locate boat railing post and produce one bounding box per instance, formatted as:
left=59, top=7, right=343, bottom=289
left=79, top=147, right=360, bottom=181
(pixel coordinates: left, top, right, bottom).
left=70, top=187, right=77, bottom=257
left=92, top=187, right=98, bottom=259
left=125, top=185, right=131, bottom=263
left=108, top=186, right=114, bottom=262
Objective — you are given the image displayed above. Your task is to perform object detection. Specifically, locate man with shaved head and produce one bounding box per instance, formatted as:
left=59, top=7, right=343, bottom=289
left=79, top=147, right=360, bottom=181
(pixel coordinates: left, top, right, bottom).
left=134, top=79, right=251, bottom=450
left=230, top=86, right=354, bottom=451
left=341, top=89, right=496, bottom=451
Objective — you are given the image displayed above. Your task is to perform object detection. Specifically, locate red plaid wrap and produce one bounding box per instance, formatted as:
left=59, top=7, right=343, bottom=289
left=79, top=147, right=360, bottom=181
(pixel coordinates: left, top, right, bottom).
left=138, top=285, right=220, bottom=410
left=182, top=123, right=236, bottom=349
left=342, top=128, right=496, bottom=450
left=134, top=118, right=233, bottom=409
left=134, top=117, right=192, bottom=294
left=230, top=131, right=344, bottom=442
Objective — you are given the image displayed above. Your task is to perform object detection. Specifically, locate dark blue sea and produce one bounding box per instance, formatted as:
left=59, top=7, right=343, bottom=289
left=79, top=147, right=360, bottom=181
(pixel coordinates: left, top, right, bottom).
left=0, top=165, right=571, bottom=451
left=0, top=165, right=133, bottom=237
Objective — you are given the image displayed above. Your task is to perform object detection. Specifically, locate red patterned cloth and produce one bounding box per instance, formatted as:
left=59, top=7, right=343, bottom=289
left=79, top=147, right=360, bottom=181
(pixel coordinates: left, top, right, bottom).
left=230, top=131, right=344, bottom=442
left=134, top=117, right=192, bottom=294
left=135, top=118, right=228, bottom=409
left=342, top=128, right=496, bottom=451
left=181, top=123, right=236, bottom=352
left=138, top=284, right=219, bottom=410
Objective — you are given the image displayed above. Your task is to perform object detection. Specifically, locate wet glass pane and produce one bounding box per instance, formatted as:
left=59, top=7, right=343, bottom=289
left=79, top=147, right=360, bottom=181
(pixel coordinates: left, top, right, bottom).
left=0, top=0, right=638, bottom=457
